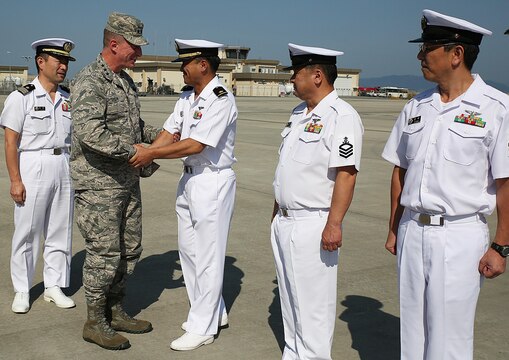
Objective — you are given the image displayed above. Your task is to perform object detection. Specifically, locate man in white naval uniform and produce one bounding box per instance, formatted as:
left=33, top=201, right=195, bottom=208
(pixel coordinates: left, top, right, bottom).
left=130, top=39, right=236, bottom=351
left=383, top=10, right=509, bottom=360
left=0, top=38, right=76, bottom=313
left=271, top=43, right=363, bottom=360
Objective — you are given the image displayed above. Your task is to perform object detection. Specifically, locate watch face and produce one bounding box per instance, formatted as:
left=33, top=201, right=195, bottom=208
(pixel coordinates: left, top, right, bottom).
left=502, top=247, right=509, bottom=257
left=492, top=243, right=509, bottom=257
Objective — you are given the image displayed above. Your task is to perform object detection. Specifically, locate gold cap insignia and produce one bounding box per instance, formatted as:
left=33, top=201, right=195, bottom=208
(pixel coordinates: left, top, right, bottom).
left=63, top=42, right=72, bottom=53
left=421, top=16, right=428, bottom=31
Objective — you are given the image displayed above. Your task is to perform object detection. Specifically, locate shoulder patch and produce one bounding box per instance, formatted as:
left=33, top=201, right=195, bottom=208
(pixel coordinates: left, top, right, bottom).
left=181, top=85, right=194, bottom=92
left=17, top=84, right=35, bottom=96
left=59, top=85, right=70, bottom=93
left=213, top=86, right=228, bottom=98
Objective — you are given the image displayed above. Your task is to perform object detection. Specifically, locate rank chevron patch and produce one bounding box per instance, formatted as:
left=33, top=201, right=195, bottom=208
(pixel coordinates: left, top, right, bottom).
left=339, top=137, right=353, bottom=158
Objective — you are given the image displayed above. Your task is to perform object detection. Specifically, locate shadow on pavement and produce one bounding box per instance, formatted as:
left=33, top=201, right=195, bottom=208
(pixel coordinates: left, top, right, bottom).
left=31, top=249, right=85, bottom=302
left=124, top=250, right=183, bottom=315
left=222, top=256, right=244, bottom=314
left=268, top=278, right=285, bottom=352
left=124, top=252, right=244, bottom=318
left=339, top=295, right=400, bottom=360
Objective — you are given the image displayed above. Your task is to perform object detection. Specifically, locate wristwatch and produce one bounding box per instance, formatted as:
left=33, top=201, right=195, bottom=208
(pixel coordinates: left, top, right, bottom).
left=491, top=242, right=509, bottom=257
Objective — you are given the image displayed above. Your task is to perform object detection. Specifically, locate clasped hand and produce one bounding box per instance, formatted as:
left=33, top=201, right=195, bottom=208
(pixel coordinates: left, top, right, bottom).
left=129, top=144, right=152, bottom=168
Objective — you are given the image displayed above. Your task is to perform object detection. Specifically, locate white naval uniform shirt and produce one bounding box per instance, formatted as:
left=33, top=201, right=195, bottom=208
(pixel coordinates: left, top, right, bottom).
left=163, top=76, right=237, bottom=168
left=0, top=77, right=72, bottom=150
left=274, top=91, right=364, bottom=210
left=382, top=75, right=509, bottom=216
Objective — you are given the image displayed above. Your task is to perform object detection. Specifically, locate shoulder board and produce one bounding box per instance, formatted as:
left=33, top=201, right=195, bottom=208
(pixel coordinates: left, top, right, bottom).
left=213, top=86, right=228, bottom=98
left=181, top=85, right=194, bottom=92
left=292, top=102, right=307, bottom=113
left=59, top=85, right=70, bottom=93
left=17, top=84, right=35, bottom=96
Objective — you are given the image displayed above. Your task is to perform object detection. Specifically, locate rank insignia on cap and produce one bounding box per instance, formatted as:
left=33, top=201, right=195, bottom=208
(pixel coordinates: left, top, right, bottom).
left=421, top=16, right=428, bottom=30
left=193, top=110, right=203, bottom=120
left=62, top=100, right=71, bottom=112
left=454, top=110, right=485, bottom=128
left=304, top=122, right=323, bottom=134
left=339, top=137, right=353, bottom=158
left=408, top=116, right=421, bottom=125
left=63, top=42, right=73, bottom=53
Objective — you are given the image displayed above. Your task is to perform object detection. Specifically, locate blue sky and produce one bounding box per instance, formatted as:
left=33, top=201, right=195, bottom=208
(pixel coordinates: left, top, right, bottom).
left=2, top=0, right=509, bottom=86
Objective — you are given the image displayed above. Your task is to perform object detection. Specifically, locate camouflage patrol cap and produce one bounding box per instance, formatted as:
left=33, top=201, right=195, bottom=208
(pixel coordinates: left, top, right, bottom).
left=105, top=12, right=149, bottom=46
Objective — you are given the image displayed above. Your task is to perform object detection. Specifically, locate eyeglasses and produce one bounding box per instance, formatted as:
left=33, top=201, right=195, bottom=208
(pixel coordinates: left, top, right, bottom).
left=419, top=43, right=457, bottom=54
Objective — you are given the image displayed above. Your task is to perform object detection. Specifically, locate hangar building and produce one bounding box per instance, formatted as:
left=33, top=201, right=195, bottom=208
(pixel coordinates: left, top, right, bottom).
left=128, top=46, right=361, bottom=97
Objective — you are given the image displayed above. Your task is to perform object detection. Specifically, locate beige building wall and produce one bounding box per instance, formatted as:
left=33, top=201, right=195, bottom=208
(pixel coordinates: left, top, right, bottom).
left=129, top=65, right=234, bottom=93
left=0, top=66, right=29, bottom=85
left=235, top=81, right=280, bottom=97
left=130, top=57, right=361, bottom=97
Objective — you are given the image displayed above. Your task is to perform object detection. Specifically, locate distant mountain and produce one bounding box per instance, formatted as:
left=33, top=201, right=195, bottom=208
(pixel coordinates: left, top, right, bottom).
left=361, top=75, right=509, bottom=93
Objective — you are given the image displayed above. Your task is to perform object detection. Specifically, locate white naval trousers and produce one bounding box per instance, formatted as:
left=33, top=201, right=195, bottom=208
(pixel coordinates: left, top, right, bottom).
left=271, top=211, right=339, bottom=360
left=176, top=167, right=236, bottom=336
left=11, top=151, right=73, bottom=293
left=397, top=210, right=490, bottom=360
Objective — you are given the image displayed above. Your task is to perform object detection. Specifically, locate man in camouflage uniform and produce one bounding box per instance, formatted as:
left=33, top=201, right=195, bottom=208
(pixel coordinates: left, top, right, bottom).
left=70, top=12, right=160, bottom=350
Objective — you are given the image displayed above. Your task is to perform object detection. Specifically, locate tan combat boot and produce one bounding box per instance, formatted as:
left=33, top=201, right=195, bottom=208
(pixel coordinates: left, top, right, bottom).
left=83, top=303, right=130, bottom=350
left=108, top=296, right=153, bottom=334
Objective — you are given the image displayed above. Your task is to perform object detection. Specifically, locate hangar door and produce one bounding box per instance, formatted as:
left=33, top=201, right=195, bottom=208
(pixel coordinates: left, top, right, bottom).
left=334, top=75, right=354, bottom=97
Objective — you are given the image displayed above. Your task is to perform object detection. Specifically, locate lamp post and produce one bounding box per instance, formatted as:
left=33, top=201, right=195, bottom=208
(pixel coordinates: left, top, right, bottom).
left=21, top=56, right=32, bottom=86
left=7, top=51, right=13, bottom=90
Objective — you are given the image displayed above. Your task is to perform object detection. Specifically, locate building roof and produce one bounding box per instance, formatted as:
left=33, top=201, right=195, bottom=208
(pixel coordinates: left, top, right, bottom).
left=0, top=65, right=29, bottom=72
left=233, top=73, right=291, bottom=81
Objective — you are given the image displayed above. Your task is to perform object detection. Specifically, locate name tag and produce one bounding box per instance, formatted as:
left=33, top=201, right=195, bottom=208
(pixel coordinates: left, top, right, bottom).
left=408, top=116, right=421, bottom=125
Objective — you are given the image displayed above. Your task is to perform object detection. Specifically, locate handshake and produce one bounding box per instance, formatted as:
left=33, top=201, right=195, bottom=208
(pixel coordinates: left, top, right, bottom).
left=129, top=132, right=181, bottom=177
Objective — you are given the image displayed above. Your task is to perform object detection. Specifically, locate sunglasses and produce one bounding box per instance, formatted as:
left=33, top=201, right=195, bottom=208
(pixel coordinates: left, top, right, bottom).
left=419, top=43, right=458, bottom=53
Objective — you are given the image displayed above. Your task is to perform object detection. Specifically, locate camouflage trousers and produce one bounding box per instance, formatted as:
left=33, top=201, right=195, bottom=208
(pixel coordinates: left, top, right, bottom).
left=74, top=184, right=143, bottom=305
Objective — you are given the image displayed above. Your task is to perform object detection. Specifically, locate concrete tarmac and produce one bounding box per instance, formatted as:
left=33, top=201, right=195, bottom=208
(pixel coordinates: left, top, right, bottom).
left=0, top=95, right=508, bottom=359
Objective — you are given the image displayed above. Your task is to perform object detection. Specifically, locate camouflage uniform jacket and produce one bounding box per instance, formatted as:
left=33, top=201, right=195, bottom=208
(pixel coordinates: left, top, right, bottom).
left=70, top=54, right=160, bottom=190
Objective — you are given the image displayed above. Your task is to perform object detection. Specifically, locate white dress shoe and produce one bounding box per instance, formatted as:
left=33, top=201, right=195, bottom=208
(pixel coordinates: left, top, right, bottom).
left=180, top=313, right=228, bottom=331
left=44, top=286, right=75, bottom=308
left=181, top=313, right=229, bottom=331
left=12, top=292, right=30, bottom=313
left=170, top=332, right=214, bottom=351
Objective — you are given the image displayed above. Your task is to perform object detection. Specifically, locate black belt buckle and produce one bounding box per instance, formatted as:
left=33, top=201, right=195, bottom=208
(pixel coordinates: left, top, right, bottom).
left=53, top=148, right=62, bottom=155
left=184, top=165, right=193, bottom=174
